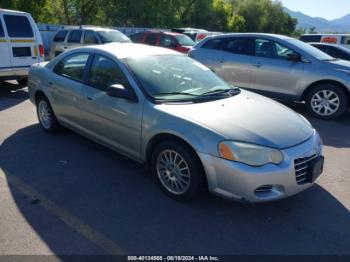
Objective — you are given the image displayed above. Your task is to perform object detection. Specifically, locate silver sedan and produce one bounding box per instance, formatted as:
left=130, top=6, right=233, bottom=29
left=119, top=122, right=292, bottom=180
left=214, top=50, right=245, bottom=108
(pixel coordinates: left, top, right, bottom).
left=28, top=43, right=324, bottom=203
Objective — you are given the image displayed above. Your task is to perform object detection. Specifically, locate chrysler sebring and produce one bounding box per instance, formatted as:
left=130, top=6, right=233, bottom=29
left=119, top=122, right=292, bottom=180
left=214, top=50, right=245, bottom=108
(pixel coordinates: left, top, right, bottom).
left=28, top=43, right=324, bottom=203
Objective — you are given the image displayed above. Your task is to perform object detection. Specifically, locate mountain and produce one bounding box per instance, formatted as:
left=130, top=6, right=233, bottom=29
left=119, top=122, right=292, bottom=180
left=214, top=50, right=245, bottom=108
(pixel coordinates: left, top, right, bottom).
left=284, top=7, right=350, bottom=33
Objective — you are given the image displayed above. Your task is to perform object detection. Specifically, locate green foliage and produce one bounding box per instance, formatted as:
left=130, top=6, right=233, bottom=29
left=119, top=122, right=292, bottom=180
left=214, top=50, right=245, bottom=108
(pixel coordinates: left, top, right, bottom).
left=0, top=0, right=297, bottom=35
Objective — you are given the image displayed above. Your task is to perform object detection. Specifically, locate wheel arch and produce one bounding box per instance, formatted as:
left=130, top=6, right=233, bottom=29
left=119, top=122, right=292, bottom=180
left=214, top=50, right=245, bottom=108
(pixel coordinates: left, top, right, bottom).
left=145, top=133, right=208, bottom=188
left=302, top=79, right=350, bottom=101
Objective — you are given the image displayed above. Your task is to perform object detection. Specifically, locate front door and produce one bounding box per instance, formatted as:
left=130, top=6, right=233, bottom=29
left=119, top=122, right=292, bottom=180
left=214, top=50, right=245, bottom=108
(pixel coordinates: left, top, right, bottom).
left=249, top=38, right=305, bottom=98
left=79, top=53, right=143, bottom=159
left=0, top=15, right=11, bottom=70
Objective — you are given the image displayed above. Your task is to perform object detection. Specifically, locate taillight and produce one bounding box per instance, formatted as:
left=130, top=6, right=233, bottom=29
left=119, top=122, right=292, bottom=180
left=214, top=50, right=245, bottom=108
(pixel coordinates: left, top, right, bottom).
left=39, top=44, right=44, bottom=57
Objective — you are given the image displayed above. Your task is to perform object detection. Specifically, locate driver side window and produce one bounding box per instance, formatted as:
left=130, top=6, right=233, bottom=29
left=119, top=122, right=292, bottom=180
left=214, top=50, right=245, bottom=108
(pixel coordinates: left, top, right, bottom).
left=255, top=38, right=297, bottom=60
left=88, top=54, right=131, bottom=91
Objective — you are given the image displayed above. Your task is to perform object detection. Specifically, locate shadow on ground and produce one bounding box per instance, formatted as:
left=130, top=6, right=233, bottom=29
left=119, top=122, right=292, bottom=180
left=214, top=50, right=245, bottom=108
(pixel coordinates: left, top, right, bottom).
left=0, top=81, right=28, bottom=111
left=0, top=124, right=349, bottom=255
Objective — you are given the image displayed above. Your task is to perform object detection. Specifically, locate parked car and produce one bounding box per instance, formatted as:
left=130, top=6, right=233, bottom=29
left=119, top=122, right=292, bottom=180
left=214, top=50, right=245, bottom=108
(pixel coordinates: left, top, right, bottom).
left=310, top=43, right=350, bottom=61
left=300, top=34, right=350, bottom=49
left=28, top=43, right=324, bottom=203
left=171, top=27, right=208, bottom=41
left=131, top=31, right=195, bottom=53
left=0, top=8, right=44, bottom=85
left=49, top=26, right=131, bottom=60
left=189, top=33, right=350, bottom=119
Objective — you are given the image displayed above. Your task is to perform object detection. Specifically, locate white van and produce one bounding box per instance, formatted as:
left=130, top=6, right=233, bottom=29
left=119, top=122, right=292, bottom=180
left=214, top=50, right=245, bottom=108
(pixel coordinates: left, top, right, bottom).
left=300, top=34, right=350, bottom=49
left=0, top=9, right=44, bottom=85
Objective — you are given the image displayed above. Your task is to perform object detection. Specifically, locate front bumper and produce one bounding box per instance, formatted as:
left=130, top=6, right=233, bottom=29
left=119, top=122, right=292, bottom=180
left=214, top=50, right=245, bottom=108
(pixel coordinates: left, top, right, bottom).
left=198, top=132, right=323, bottom=203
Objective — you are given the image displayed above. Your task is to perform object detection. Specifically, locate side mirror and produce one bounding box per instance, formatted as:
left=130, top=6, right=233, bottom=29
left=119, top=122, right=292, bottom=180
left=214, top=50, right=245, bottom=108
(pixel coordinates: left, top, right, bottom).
left=287, top=53, right=301, bottom=62
left=106, top=84, right=133, bottom=100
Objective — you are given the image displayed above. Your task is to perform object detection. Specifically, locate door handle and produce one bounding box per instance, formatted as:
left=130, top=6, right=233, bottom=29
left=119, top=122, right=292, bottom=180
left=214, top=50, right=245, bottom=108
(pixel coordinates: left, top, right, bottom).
left=253, top=63, right=262, bottom=68
left=86, top=96, right=93, bottom=101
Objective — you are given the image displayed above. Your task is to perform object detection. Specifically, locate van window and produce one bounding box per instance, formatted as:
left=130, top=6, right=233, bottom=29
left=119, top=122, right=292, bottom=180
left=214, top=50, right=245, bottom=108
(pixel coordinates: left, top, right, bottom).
left=0, top=21, right=4, bottom=37
left=299, top=35, right=321, bottom=43
left=54, top=30, right=68, bottom=42
left=67, top=30, right=82, bottom=43
left=54, top=53, right=89, bottom=82
left=3, top=15, right=34, bottom=38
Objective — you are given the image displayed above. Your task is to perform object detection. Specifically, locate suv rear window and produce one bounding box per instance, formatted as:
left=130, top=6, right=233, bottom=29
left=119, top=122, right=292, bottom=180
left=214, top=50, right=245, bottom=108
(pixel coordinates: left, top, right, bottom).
left=299, top=35, right=322, bottom=43
left=4, top=15, right=34, bottom=37
left=54, top=30, right=68, bottom=42
left=0, top=21, right=4, bottom=37
left=67, top=30, right=82, bottom=43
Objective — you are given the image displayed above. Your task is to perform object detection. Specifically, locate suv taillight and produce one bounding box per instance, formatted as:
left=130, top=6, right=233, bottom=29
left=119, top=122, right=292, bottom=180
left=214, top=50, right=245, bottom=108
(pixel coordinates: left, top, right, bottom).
left=39, top=44, right=44, bottom=57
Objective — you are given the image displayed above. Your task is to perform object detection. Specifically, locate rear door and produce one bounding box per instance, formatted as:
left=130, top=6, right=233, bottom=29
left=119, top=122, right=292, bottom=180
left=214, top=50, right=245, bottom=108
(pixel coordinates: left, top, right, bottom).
left=0, top=14, right=11, bottom=69
left=3, top=13, right=38, bottom=67
left=66, top=30, right=83, bottom=50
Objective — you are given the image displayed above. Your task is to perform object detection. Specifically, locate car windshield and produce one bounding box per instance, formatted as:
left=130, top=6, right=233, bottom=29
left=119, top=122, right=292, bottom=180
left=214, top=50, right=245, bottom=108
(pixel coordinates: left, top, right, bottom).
left=286, top=38, right=334, bottom=61
left=97, top=30, right=131, bottom=43
left=175, top=35, right=195, bottom=46
left=126, top=55, right=236, bottom=102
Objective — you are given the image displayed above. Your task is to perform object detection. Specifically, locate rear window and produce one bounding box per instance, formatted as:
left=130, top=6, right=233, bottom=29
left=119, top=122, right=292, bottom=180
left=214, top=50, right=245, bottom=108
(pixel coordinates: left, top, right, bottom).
left=0, top=21, right=4, bottom=37
left=4, top=15, right=34, bottom=38
left=67, top=30, right=82, bottom=43
left=54, top=30, right=68, bottom=42
left=299, top=35, right=322, bottom=43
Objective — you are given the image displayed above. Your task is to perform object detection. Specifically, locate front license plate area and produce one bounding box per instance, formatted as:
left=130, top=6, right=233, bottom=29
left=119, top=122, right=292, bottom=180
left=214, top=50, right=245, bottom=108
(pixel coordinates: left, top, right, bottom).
left=309, top=156, right=324, bottom=182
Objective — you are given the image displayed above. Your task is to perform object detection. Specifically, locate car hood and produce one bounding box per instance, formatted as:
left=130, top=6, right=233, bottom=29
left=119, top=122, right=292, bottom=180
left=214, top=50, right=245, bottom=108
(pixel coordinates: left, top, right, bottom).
left=158, top=90, right=314, bottom=149
left=326, top=59, right=350, bottom=70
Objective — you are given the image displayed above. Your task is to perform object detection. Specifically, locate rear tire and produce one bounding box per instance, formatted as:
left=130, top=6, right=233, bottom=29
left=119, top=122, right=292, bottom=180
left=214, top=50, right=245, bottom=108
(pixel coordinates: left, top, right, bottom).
left=150, top=139, right=206, bottom=202
left=36, top=95, right=60, bottom=133
left=305, top=84, right=348, bottom=120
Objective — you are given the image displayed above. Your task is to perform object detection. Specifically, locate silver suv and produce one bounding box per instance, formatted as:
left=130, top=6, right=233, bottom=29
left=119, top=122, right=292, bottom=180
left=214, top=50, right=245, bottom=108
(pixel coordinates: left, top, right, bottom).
left=49, top=26, right=131, bottom=60
left=189, top=33, right=350, bottom=119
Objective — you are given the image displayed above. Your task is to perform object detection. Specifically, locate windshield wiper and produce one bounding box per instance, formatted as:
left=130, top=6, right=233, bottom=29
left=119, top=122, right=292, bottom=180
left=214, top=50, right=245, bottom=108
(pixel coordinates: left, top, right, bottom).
left=199, top=88, right=240, bottom=97
left=154, top=92, right=199, bottom=97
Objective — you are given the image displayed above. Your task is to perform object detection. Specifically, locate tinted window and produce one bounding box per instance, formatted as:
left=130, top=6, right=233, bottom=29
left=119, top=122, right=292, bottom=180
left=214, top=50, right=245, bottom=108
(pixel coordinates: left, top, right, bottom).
left=84, top=31, right=99, bottom=44
left=145, top=34, right=157, bottom=45
left=88, top=55, right=131, bottom=91
left=202, top=39, right=223, bottom=49
left=67, top=30, right=82, bottom=43
left=0, top=21, right=4, bottom=37
left=255, top=38, right=296, bottom=59
left=130, top=33, right=144, bottom=43
left=54, top=30, right=68, bottom=42
left=327, top=46, right=350, bottom=60
left=4, top=15, right=33, bottom=37
left=299, top=35, right=322, bottom=43
left=341, top=36, right=350, bottom=45
left=54, top=53, right=89, bottom=82
left=202, top=37, right=252, bottom=55
left=159, top=35, right=174, bottom=47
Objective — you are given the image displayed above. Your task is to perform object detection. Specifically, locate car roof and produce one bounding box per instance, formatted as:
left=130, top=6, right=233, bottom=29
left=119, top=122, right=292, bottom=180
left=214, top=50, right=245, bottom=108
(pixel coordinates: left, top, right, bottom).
left=71, top=43, right=180, bottom=59
left=0, top=8, right=28, bottom=14
left=206, top=33, right=293, bottom=40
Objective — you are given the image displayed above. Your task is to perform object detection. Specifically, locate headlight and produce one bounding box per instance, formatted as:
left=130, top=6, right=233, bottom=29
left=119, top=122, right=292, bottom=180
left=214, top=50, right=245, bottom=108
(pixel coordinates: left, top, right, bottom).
left=218, top=141, right=284, bottom=166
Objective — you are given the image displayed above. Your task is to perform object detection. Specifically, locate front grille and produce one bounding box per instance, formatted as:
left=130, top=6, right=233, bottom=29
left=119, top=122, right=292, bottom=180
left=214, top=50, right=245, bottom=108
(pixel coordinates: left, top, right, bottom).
left=294, top=154, right=318, bottom=185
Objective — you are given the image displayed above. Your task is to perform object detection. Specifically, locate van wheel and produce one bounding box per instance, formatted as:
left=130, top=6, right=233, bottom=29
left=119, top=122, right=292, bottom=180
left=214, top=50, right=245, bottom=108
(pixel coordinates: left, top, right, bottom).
left=306, top=84, right=348, bottom=120
left=36, top=96, right=60, bottom=132
left=17, top=78, right=28, bottom=86
left=150, top=140, right=206, bottom=202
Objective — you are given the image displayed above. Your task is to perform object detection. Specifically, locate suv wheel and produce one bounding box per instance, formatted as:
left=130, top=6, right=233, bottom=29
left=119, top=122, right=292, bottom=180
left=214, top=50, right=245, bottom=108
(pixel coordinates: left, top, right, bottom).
left=306, top=84, right=348, bottom=120
left=36, top=96, right=60, bottom=132
left=150, top=140, right=206, bottom=202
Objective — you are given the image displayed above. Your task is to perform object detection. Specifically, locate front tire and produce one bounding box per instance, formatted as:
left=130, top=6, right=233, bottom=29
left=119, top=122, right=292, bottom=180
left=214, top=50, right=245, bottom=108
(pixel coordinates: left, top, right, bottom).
left=150, top=140, right=206, bottom=202
left=306, top=84, right=348, bottom=120
left=36, top=96, right=60, bottom=132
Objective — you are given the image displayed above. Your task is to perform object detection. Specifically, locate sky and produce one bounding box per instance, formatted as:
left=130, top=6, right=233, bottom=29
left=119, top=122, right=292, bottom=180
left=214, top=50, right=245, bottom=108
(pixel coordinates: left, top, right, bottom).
left=278, top=0, right=350, bottom=20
